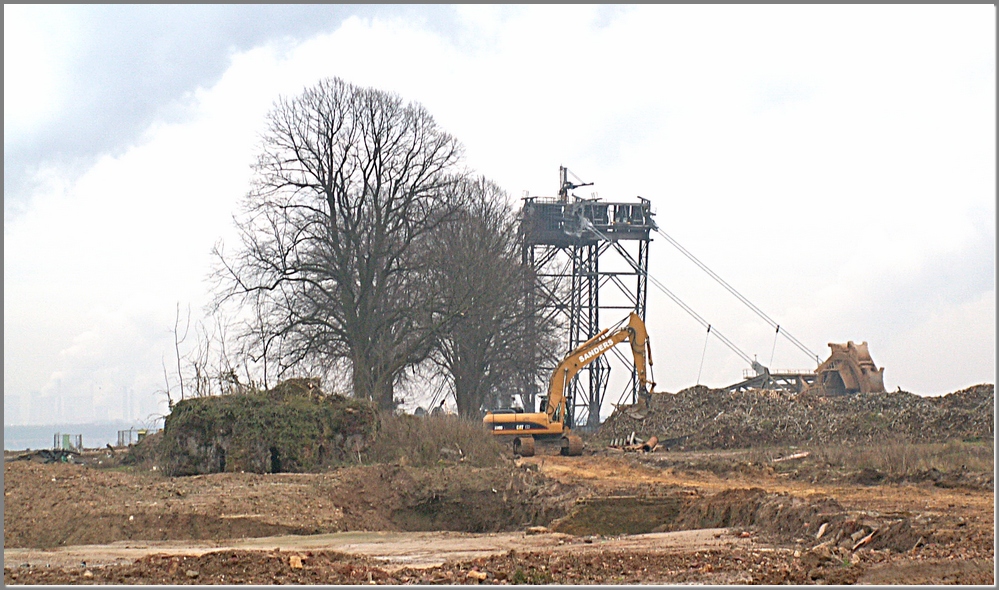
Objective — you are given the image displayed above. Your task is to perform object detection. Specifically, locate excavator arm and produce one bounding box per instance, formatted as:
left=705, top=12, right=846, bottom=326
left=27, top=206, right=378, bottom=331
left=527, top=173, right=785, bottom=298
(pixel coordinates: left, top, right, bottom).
left=484, top=312, right=655, bottom=457
left=545, top=312, right=655, bottom=423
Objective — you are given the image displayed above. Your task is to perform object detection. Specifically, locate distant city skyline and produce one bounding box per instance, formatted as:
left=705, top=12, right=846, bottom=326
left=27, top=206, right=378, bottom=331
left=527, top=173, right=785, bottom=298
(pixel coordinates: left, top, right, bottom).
left=4, top=384, right=158, bottom=426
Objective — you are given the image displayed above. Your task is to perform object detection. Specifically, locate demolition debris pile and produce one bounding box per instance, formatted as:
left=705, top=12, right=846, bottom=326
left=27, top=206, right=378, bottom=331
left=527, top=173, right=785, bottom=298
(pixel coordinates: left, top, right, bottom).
left=599, top=384, right=994, bottom=450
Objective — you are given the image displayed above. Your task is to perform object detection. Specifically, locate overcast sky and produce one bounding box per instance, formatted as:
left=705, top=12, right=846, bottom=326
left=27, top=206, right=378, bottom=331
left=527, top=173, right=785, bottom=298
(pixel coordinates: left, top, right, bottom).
left=4, top=4, right=995, bottom=426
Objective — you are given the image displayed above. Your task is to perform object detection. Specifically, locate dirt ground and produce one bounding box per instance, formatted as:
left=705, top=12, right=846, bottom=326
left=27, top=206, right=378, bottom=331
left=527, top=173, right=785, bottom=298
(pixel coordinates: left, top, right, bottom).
left=4, top=446, right=994, bottom=585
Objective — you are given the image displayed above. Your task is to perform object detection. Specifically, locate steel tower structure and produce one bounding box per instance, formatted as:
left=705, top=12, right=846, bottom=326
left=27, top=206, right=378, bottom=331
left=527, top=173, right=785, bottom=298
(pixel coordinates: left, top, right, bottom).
left=519, top=167, right=655, bottom=429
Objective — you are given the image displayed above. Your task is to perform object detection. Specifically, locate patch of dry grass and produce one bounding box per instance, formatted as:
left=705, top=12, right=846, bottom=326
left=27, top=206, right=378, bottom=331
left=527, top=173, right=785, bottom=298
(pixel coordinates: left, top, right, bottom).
left=807, top=440, right=993, bottom=477
left=365, top=413, right=507, bottom=468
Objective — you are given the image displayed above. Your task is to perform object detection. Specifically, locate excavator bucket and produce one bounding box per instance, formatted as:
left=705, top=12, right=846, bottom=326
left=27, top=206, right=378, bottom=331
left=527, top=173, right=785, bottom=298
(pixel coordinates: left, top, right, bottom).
left=808, top=341, right=886, bottom=395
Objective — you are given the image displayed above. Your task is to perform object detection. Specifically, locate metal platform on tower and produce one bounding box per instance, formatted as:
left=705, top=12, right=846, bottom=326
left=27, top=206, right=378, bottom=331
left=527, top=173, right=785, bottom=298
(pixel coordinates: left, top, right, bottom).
left=519, top=167, right=656, bottom=429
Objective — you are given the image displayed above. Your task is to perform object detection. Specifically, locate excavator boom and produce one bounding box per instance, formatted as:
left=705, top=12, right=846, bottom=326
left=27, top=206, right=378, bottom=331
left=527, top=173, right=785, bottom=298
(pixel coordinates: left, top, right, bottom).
left=484, top=312, right=655, bottom=456
left=544, top=312, right=654, bottom=423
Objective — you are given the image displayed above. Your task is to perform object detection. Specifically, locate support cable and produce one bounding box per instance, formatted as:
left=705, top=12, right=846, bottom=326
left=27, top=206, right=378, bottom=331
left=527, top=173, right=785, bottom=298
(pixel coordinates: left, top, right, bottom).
left=653, top=227, right=820, bottom=365
left=583, top=222, right=755, bottom=367
left=647, top=267, right=754, bottom=365
left=769, top=325, right=780, bottom=368
left=696, top=325, right=711, bottom=385
left=427, top=379, right=449, bottom=410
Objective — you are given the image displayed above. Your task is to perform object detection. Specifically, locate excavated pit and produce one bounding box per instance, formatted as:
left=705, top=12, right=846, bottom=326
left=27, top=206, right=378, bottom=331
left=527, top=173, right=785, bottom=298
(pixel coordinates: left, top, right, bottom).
left=551, top=487, right=927, bottom=552
left=550, top=495, right=685, bottom=536
left=6, top=455, right=937, bottom=554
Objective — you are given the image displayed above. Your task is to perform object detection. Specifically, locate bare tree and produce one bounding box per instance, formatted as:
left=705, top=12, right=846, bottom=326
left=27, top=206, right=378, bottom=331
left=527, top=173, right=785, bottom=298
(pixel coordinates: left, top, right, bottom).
left=426, top=177, right=560, bottom=418
left=187, top=317, right=218, bottom=397
left=173, top=302, right=191, bottom=402
left=159, top=357, right=175, bottom=410
left=214, top=77, right=464, bottom=410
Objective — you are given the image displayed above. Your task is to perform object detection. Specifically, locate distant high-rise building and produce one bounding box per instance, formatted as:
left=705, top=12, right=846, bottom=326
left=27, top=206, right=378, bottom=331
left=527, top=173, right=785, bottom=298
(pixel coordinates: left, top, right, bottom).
left=4, top=394, right=22, bottom=425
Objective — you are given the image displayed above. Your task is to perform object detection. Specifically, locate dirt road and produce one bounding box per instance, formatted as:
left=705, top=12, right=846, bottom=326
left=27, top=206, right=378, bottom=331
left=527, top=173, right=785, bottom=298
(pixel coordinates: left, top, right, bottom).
left=3, top=527, right=741, bottom=570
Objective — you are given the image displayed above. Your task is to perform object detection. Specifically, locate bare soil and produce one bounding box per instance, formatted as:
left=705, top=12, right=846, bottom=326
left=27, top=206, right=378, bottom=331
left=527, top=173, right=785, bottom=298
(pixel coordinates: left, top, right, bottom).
left=4, top=444, right=993, bottom=584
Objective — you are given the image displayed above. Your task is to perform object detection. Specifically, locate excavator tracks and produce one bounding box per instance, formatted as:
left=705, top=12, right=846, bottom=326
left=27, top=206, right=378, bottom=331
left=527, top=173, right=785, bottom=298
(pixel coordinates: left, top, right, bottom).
left=513, top=436, right=535, bottom=457
left=560, top=434, right=584, bottom=456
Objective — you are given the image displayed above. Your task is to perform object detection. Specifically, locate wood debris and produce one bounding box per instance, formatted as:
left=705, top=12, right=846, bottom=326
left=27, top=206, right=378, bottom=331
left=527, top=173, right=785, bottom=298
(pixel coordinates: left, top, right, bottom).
left=598, top=384, right=993, bottom=450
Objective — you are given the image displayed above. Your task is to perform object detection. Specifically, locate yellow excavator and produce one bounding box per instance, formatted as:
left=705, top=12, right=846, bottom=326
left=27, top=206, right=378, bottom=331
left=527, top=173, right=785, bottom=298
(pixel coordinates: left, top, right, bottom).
left=483, top=312, right=655, bottom=456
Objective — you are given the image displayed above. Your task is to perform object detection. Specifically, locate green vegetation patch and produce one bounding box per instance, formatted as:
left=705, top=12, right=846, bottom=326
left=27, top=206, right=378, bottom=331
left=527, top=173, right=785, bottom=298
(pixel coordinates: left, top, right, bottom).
left=157, top=379, right=378, bottom=475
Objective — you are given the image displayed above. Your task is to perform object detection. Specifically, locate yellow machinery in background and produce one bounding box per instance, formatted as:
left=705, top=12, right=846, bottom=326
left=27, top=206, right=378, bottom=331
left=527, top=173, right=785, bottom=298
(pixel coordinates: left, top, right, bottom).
left=483, top=312, right=655, bottom=456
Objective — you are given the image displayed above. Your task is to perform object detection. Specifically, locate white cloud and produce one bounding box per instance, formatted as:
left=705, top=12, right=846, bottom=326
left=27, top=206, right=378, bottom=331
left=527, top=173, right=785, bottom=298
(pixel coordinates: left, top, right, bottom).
left=3, top=5, right=994, bottom=425
left=3, top=5, right=77, bottom=138
left=882, top=290, right=996, bottom=395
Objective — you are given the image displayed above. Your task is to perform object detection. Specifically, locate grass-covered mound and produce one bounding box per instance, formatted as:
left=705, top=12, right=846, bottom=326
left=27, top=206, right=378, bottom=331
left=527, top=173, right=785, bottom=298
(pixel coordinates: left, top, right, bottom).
left=157, top=378, right=378, bottom=475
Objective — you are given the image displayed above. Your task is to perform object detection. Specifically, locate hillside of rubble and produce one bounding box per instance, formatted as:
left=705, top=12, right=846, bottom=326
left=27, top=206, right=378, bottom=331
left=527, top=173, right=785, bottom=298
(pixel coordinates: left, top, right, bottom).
left=598, top=384, right=994, bottom=450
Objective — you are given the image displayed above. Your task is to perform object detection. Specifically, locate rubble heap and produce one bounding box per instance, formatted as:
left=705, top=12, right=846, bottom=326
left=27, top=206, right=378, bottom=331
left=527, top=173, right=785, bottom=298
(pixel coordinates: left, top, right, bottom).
left=598, top=384, right=993, bottom=450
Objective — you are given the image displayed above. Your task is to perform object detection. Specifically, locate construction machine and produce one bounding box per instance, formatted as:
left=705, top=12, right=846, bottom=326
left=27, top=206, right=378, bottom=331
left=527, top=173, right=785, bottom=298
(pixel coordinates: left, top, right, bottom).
left=805, top=341, right=886, bottom=395
left=483, top=312, right=655, bottom=456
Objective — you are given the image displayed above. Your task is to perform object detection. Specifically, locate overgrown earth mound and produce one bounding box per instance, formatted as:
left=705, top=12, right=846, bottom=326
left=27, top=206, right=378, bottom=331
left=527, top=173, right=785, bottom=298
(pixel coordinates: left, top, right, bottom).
left=599, top=384, right=994, bottom=450
left=128, top=379, right=508, bottom=476
left=138, top=379, right=379, bottom=475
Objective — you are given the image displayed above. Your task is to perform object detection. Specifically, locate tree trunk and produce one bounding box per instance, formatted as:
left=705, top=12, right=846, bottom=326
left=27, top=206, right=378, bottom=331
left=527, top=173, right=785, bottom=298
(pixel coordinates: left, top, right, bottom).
left=351, top=353, right=397, bottom=411
left=372, top=377, right=395, bottom=411
left=453, top=372, right=476, bottom=419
